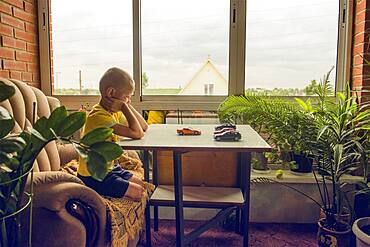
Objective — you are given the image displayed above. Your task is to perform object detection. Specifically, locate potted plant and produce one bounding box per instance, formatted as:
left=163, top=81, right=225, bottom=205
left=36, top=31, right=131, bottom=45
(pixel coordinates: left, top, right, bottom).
left=0, top=81, right=123, bottom=246
left=353, top=182, right=370, bottom=219
left=252, top=81, right=370, bottom=247
left=351, top=182, right=370, bottom=246
left=353, top=217, right=370, bottom=247
left=218, top=92, right=317, bottom=173
left=252, top=152, right=270, bottom=173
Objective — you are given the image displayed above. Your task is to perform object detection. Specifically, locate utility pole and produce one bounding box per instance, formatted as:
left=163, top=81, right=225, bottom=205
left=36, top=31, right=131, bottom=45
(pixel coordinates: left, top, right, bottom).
left=79, top=70, right=82, bottom=94
left=55, top=72, right=61, bottom=90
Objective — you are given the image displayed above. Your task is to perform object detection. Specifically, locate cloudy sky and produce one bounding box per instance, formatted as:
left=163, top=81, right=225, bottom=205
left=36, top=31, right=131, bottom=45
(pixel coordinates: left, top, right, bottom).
left=51, top=0, right=338, bottom=91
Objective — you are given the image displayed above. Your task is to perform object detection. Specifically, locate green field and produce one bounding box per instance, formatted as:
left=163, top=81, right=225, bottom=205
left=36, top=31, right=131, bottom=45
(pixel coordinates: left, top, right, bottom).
left=54, top=87, right=309, bottom=96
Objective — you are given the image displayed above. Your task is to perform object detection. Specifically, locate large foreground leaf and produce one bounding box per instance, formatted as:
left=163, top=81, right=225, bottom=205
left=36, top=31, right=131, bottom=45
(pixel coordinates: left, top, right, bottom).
left=0, top=82, right=15, bottom=102
left=86, top=151, right=109, bottom=181
left=90, top=141, right=122, bottom=162
left=33, top=116, right=51, bottom=139
left=0, top=106, right=14, bottom=138
left=47, top=106, right=68, bottom=130
left=80, top=128, right=113, bottom=146
left=57, top=111, right=86, bottom=137
left=0, top=137, right=26, bottom=153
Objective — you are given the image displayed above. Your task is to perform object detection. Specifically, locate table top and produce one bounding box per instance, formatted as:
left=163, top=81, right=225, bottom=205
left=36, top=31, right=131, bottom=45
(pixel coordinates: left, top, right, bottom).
left=118, top=124, right=271, bottom=152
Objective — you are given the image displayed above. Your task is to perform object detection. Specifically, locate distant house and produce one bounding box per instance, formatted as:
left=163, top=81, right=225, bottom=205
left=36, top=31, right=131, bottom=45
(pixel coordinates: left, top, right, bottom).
left=179, top=58, right=227, bottom=95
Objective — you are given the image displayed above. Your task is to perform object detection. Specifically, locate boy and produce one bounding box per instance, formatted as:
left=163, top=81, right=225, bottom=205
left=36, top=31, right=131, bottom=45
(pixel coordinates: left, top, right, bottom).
left=78, top=67, right=149, bottom=201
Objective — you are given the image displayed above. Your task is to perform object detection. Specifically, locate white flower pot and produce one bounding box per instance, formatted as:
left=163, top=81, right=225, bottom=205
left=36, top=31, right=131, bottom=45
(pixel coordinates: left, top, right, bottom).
left=353, top=217, right=370, bottom=247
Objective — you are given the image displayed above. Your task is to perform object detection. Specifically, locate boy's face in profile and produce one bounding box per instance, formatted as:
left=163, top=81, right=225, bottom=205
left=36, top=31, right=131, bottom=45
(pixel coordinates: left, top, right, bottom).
left=102, top=80, right=134, bottom=112
left=111, top=86, right=134, bottom=104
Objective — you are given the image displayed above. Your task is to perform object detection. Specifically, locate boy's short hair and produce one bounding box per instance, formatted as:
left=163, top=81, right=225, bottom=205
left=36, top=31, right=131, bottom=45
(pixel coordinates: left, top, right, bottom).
left=99, top=67, right=134, bottom=94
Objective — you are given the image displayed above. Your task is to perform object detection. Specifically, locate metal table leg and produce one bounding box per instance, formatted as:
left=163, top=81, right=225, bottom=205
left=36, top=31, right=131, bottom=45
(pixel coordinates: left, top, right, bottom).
left=173, top=151, right=184, bottom=247
left=153, top=151, right=159, bottom=232
left=143, top=151, right=151, bottom=247
left=240, top=152, right=251, bottom=247
left=235, top=208, right=240, bottom=234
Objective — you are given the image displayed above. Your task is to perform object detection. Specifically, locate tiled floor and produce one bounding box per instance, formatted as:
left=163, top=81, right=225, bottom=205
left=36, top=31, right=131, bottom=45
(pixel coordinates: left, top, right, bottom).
left=138, top=220, right=317, bottom=247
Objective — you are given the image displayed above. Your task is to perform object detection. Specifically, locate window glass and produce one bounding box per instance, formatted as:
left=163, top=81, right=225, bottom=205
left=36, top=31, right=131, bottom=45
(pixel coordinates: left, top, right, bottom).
left=141, top=0, right=229, bottom=96
left=245, top=0, right=339, bottom=96
left=50, top=0, right=133, bottom=95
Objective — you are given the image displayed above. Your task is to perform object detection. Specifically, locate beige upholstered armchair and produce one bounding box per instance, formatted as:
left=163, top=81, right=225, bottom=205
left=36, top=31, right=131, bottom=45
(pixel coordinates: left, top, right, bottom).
left=0, top=78, right=141, bottom=247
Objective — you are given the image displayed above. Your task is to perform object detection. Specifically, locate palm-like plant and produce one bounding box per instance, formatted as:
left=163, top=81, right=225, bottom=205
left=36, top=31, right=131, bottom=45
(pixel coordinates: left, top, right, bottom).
left=252, top=81, right=369, bottom=233
left=314, top=86, right=369, bottom=226
left=218, top=93, right=317, bottom=168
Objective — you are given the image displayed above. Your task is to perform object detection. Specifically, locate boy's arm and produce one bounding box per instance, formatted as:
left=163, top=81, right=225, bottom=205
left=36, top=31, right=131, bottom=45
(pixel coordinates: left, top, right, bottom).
left=128, top=104, right=148, bottom=131
left=112, top=103, right=144, bottom=139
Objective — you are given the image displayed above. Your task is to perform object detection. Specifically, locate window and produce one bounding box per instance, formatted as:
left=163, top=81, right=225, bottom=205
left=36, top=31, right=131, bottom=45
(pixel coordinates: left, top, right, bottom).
left=39, top=0, right=350, bottom=110
left=141, top=0, right=229, bottom=96
left=245, top=0, right=340, bottom=96
left=49, top=0, right=133, bottom=95
left=204, top=84, right=215, bottom=95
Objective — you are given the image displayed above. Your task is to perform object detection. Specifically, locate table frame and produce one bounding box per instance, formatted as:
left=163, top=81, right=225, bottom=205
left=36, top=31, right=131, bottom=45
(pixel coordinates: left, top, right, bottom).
left=119, top=124, right=271, bottom=247
left=142, top=150, right=252, bottom=247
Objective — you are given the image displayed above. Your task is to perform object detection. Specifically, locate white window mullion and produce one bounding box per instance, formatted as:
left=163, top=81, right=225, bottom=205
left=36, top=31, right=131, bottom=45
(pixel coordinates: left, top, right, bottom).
left=236, top=0, right=246, bottom=95
left=336, top=0, right=353, bottom=93
left=132, top=0, right=142, bottom=107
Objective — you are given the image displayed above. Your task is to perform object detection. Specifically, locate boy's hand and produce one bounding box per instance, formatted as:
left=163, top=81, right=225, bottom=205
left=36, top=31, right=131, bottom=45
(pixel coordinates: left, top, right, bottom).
left=101, top=95, right=125, bottom=112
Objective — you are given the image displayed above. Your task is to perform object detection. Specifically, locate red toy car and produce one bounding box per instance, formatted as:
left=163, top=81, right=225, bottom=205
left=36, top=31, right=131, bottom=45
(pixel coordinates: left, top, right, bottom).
left=177, top=127, right=201, bottom=135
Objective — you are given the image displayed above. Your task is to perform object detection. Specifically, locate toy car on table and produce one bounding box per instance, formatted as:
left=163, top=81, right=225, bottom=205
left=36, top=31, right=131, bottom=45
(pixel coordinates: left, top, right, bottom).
left=215, top=123, right=236, bottom=131
left=214, top=129, right=241, bottom=141
left=177, top=127, right=201, bottom=135
left=214, top=127, right=236, bottom=135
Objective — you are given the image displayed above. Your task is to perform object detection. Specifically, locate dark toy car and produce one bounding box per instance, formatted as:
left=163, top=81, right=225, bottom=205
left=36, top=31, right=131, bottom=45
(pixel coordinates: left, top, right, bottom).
left=215, top=123, right=236, bottom=131
left=214, top=130, right=241, bottom=141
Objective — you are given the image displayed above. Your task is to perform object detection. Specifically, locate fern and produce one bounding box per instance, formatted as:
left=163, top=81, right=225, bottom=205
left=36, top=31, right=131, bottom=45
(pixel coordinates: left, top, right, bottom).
left=218, top=93, right=318, bottom=155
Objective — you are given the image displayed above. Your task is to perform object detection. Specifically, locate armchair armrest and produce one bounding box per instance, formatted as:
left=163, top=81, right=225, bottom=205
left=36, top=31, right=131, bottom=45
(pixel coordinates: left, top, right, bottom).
left=29, top=172, right=108, bottom=247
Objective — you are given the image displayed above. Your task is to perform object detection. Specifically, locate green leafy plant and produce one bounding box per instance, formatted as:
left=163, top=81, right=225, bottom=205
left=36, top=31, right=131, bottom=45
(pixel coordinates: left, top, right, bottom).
left=218, top=92, right=317, bottom=170
left=252, top=81, right=369, bottom=242
left=0, top=81, right=123, bottom=246
left=251, top=153, right=269, bottom=171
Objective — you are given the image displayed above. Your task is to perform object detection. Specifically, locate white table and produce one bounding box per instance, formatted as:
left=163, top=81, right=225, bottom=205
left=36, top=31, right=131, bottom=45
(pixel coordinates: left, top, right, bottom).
left=119, top=124, right=271, bottom=247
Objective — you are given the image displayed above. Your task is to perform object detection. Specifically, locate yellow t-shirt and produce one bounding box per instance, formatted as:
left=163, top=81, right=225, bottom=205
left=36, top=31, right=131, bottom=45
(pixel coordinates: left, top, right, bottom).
left=78, top=103, right=127, bottom=176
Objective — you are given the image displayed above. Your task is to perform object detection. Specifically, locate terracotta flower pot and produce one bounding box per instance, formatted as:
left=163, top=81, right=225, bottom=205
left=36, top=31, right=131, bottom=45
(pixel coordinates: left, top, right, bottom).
left=317, top=219, right=351, bottom=247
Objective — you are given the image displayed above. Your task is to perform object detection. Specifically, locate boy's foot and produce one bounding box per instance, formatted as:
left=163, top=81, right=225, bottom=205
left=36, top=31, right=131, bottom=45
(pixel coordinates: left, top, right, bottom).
left=129, top=175, right=145, bottom=187
left=125, top=181, right=144, bottom=201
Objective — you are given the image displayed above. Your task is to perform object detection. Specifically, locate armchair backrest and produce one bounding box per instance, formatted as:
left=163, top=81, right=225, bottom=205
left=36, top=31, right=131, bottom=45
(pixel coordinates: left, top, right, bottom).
left=0, top=78, right=61, bottom=172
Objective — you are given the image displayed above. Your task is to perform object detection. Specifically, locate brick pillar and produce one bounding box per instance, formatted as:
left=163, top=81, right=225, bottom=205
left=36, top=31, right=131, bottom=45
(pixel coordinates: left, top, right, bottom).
left=0, top=0, right=40, bottom=88
left=352, top=0, right=370, bottom=102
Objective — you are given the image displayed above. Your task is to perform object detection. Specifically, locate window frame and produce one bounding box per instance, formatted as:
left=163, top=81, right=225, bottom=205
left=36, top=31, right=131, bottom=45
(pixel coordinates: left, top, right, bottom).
left=38, top=0, right=352, bottom=111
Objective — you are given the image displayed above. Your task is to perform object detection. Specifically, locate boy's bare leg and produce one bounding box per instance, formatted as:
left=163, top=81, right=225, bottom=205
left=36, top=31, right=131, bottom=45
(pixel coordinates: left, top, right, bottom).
left=125, top=181, right=145, bottom=201
left=129, top=175, right=145, bottom=187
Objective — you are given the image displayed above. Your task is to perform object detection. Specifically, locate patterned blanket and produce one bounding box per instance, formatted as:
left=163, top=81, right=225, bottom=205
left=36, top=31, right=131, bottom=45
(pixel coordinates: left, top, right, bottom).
left=61, top=151, right=154, bottom=247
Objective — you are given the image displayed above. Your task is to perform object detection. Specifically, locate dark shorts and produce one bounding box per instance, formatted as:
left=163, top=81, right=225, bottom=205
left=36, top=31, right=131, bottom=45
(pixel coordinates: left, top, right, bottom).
left=78, top=164, right=133, bottom=198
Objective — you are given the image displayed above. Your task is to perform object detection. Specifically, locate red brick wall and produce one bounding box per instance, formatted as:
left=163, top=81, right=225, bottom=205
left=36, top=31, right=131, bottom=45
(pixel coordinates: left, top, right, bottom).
left=0, top=0, right=40, bottom=88
left=352, top=0, right=370, bottom=102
